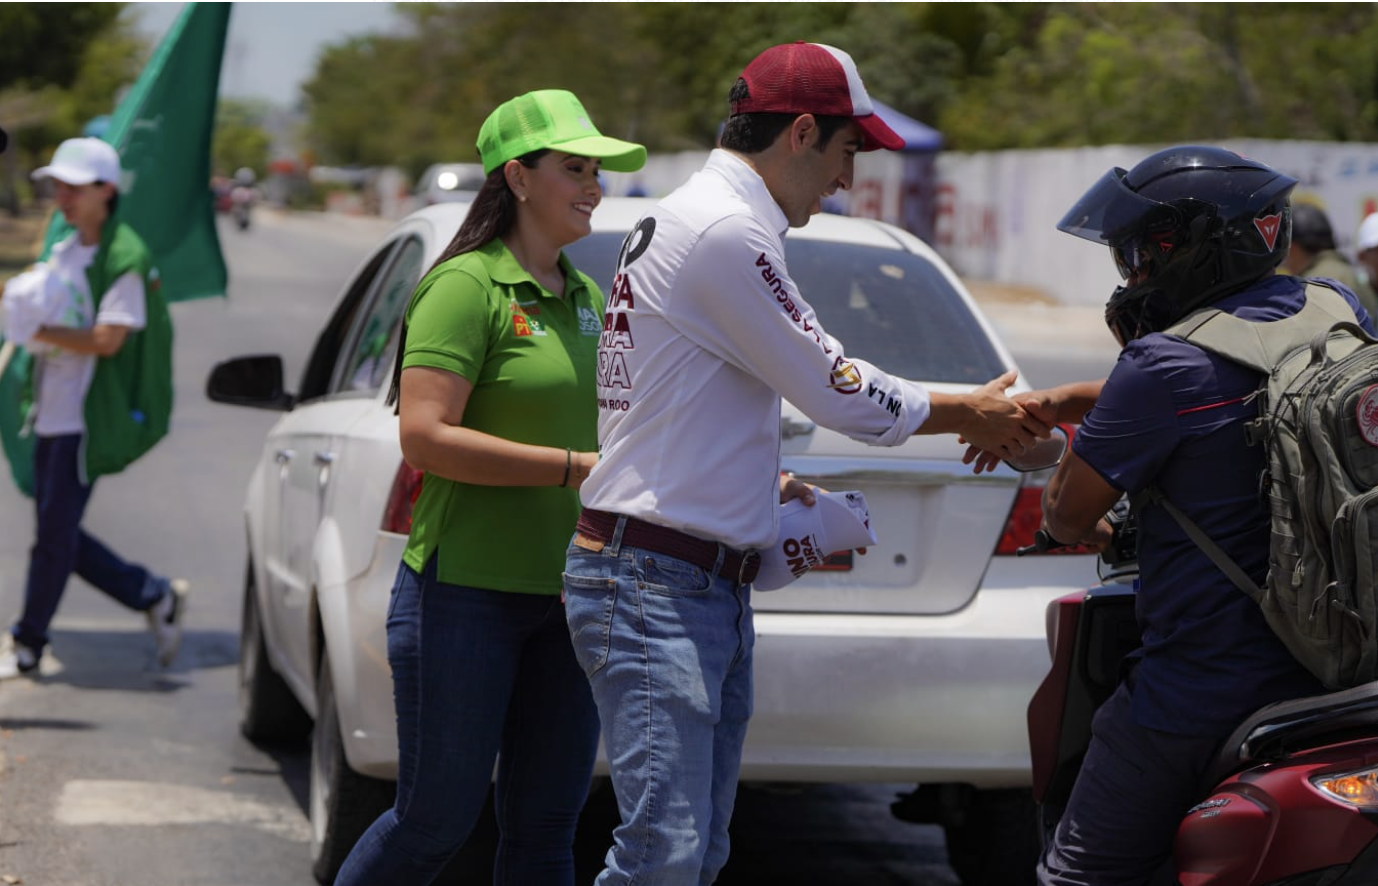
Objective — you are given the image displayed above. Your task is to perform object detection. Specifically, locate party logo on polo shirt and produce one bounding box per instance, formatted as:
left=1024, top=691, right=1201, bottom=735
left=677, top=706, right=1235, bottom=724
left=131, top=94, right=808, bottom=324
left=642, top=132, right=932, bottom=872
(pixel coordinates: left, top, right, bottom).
left=577, top=305, right=601, bottom=336
left=510, top=302, right=547, bottom=336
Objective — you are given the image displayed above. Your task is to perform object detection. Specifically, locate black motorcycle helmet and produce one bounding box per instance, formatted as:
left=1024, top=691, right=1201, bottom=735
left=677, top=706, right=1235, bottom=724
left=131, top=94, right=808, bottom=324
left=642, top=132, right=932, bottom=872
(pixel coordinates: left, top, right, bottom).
left=1057, top=145, right=1298, bottom=344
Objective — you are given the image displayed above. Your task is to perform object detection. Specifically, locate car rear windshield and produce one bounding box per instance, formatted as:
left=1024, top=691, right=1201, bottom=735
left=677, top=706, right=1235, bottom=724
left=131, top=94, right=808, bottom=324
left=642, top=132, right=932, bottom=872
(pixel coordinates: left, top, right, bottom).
left=566, top=233, right=1007, bottom=385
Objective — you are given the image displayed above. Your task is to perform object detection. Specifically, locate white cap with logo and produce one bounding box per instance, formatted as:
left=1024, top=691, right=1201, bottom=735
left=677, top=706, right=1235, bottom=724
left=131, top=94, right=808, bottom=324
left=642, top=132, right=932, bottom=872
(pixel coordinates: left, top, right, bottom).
left=755, top=490, right=878, bottom=591
left=31, top=137, right=121, bottom=188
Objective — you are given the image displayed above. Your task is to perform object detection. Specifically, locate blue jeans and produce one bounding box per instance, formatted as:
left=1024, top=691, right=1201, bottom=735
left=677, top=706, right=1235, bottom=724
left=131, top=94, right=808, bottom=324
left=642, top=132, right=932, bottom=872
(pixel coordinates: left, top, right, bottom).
left=1038, top=676, right=1224, bottom=886
left=563, top=525, right=755, bottom=886
left=335, top=557, right=600, bottom=886
left=12, top=434, right=169, bottom=653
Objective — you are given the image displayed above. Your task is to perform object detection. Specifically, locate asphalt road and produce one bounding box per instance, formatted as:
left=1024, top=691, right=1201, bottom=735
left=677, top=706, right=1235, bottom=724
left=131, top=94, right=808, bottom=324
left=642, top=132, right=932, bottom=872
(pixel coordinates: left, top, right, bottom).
left=0, top=209, right=994, bottom=886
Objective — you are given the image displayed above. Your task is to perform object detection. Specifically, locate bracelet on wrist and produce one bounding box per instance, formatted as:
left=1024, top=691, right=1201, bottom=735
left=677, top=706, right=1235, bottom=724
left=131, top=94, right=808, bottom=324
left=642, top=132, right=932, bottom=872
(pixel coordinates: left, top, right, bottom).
left=560, top=447, right=572, bottom=487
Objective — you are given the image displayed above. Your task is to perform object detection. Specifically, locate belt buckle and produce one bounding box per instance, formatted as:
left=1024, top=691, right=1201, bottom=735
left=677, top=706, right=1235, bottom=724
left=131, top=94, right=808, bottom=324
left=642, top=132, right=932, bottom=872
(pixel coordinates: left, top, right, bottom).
left=735, top=549, right=753, bottom=586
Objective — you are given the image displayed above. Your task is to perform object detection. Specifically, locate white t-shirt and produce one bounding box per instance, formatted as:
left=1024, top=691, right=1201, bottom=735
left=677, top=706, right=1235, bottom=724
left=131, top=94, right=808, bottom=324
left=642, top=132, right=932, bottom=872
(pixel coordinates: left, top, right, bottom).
left=581, top=150, right=932, bottom=549
left=32, top=232, right=147, bottom=437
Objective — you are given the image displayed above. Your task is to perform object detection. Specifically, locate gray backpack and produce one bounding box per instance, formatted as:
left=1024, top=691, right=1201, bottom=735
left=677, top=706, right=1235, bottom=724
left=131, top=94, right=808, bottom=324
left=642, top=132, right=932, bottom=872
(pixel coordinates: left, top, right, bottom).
left=1136, top=283, right=1378, bottom=690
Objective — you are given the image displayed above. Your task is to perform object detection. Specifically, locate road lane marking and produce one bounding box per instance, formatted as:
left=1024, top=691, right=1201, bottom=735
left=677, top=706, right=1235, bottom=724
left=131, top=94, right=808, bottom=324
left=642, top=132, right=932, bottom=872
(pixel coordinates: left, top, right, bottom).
left=54, top=779, right=310, bottom=841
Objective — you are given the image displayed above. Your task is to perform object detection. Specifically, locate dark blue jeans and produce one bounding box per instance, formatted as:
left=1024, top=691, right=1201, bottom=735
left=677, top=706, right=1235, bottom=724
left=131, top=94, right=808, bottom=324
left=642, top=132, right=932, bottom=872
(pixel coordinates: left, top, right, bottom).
left=335, top=557, right=601, bottom=886
left=1038, top=676, right=1224, bottom=886
left=12, top=434, right=167, bottom=652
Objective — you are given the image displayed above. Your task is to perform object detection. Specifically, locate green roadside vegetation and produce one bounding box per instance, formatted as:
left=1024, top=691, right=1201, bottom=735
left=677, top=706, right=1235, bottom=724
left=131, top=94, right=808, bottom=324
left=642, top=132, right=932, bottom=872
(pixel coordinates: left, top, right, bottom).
left=4, top=2, right=1378, bottom=218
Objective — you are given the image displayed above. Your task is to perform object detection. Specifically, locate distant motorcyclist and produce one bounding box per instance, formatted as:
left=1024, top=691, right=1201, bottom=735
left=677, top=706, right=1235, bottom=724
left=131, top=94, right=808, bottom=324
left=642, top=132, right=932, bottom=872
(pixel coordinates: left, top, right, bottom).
left=230, top=166, right=257, bottom=231
left=969, top=146, right=1375, bottom=885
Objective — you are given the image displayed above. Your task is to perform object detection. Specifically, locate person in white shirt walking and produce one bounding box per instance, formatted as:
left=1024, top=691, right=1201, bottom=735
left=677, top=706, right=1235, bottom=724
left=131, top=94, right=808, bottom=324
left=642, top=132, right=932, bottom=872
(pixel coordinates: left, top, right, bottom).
left=562, top=41, right=1049, bottom=886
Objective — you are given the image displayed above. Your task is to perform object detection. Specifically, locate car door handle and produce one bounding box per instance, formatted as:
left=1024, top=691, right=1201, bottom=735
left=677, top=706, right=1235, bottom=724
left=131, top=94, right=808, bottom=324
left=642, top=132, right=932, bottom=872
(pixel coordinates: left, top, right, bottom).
left=274, top=448, right=295, bottom=464
left=781, top=415, right=816, bottom=439
left=313, top=451, right=336, bottom=466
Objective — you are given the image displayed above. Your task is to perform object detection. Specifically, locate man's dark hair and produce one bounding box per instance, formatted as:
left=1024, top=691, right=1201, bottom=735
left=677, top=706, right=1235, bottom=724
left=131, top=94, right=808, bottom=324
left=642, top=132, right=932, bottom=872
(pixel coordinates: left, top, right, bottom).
left=1291, top=202, right=1337, bottom=254
left=718, top=78, right=851, bottom=154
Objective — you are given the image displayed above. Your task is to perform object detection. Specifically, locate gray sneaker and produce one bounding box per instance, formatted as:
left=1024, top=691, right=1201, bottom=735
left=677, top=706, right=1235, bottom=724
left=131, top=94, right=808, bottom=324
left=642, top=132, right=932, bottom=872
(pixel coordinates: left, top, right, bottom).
left=147, top=579, right=190, bottom=667
left=0, top=632, right=39, bottom=680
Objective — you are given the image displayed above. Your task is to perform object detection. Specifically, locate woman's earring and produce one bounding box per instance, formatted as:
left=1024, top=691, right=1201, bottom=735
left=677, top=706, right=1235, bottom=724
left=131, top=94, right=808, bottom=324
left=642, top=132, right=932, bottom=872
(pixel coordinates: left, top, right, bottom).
left=518, top=194, right=528, bottom=203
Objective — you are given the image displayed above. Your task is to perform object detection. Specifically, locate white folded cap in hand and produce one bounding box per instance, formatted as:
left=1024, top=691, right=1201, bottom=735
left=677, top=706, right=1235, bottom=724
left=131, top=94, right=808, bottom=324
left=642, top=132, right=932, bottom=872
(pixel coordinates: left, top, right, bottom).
left=755, top=490, right=877, bottom=591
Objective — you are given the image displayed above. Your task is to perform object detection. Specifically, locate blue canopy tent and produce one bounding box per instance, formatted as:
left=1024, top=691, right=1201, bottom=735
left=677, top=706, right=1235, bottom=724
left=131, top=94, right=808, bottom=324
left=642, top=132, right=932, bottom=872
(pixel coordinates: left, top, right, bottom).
left=872, top=100, right=943, bottom=152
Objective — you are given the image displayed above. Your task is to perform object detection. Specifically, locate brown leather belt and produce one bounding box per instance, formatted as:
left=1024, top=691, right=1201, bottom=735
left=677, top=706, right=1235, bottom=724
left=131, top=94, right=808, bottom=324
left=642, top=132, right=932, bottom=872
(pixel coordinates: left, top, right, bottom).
left=575, top=508, right=760, bottom=585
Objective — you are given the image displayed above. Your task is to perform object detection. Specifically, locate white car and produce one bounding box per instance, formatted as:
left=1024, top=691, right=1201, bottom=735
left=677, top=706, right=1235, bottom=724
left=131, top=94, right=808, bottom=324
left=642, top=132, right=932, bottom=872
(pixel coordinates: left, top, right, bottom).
left=414, top=162, right=486, bottom=206
left=207, top=197, right=1097, bottom=885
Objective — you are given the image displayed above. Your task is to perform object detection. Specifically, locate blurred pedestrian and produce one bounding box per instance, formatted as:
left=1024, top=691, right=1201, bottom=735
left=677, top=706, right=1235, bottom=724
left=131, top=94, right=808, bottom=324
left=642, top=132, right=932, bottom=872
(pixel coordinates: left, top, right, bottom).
left=0, top=137, right=185, bottom=679
left=1282, top=202, right=1378, bottom=316
left=562, top=41, right=1046, bottom=886
left=332, top=90, right=645, bottom=886
left=1357, top=211, right=1378, bottom=290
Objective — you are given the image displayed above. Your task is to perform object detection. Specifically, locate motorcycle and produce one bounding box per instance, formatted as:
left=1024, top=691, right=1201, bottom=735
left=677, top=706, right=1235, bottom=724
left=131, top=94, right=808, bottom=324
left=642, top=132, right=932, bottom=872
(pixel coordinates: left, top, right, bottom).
left=230, top=184, right=254, bottom=231
left=1022, top=497, right=1378, bottom=884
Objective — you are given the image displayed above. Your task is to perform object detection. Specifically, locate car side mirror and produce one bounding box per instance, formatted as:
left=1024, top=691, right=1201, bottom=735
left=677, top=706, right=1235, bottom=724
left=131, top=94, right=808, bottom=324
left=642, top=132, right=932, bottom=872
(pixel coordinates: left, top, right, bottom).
left=1003, top=425, right=1070, bottom=473
left=206, top=355, right=295, bottom=411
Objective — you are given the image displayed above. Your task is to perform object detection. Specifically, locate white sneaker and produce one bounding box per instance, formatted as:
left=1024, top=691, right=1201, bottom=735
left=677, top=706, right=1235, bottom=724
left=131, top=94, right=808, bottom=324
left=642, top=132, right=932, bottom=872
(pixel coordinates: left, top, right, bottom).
left=0, top=632, right=40, bottom=680
left=147, top=579, right=189, bottom=667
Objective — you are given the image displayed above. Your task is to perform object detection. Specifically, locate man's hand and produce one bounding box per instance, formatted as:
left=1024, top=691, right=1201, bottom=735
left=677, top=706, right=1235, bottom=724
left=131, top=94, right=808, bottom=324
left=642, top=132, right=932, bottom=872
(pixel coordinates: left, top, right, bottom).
left=925, top=369, right=1051, bottom=455
left=779, top=472, right=817, bottom=505
left=958, top=380, right=1105, bottom=474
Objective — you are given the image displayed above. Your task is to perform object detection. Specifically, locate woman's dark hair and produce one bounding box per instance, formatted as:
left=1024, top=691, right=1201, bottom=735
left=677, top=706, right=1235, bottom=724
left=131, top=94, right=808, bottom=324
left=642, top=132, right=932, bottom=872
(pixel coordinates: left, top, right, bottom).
left=718, top=78, right=850, bottom=154
left=428, top=149, right=549, bottom=273
left=387, top=149, right=550, bottom=409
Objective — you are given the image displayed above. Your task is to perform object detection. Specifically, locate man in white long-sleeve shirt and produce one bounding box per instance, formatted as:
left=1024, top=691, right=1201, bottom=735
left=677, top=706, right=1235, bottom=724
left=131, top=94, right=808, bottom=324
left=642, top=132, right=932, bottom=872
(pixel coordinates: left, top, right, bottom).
left=562, top=42, right=1047, bottom=886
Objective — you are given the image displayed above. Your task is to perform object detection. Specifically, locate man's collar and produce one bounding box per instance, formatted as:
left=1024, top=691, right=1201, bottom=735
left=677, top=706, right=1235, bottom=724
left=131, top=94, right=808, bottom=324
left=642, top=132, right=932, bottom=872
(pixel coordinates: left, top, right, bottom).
left=706, top=149, right=790, bottom=238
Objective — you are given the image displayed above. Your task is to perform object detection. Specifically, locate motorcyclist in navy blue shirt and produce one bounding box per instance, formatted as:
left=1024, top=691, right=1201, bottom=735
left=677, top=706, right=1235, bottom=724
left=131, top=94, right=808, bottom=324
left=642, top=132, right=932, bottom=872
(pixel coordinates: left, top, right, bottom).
left=968, top=146, right=1375, bottom=886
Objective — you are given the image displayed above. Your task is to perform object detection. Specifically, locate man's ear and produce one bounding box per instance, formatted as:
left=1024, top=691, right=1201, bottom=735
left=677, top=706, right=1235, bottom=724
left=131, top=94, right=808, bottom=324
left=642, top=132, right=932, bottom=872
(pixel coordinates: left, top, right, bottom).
left=788, top=114, right=819, bottom=153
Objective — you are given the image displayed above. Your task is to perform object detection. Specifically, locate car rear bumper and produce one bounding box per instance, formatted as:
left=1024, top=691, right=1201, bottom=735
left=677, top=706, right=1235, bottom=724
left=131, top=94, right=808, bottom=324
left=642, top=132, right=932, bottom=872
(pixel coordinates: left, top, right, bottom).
left=334, top=539, right=1092, bottom=786
left=742, top=557, right=1088, bottom=785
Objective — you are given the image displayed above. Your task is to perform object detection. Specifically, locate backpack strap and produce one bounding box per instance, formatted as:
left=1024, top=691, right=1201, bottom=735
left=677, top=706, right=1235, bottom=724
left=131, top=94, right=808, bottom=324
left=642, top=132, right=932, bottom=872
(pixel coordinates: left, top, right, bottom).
left=1131, top=485, right=1264, bottom=599
left=1164, top=283, right=1358, bottom=372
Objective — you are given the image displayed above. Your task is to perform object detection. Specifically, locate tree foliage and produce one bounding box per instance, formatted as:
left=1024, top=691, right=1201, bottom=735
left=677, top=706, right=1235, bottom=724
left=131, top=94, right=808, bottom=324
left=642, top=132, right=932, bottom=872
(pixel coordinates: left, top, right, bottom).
left=940, top=3, right=1378, bottom=148
left=297, top=2, right=1378, bottom=174
left=0, top=4, right=126, bottom=91
left=0, top=3, right=143, bottom=213
left=213, top=99, right=273, bottom=178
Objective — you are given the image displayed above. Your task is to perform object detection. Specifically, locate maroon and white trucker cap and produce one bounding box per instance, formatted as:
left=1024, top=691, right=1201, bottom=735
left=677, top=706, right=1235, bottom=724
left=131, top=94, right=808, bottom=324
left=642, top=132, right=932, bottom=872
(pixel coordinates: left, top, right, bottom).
left=731, top=41, right=904, bottom=152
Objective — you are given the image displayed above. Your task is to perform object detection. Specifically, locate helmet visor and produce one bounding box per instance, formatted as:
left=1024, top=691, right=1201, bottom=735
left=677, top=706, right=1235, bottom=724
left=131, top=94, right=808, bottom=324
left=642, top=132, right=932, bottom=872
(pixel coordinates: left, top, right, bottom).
left=1057, top=168, right=1177, bottom=246
left=1109, top=225, right=1181, bottom=281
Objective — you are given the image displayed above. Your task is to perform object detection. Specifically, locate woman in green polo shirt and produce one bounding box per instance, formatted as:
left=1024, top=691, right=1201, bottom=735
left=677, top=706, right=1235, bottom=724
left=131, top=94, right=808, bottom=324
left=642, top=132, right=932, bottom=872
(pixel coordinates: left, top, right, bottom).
left=334, top=91, right=644, bottom=886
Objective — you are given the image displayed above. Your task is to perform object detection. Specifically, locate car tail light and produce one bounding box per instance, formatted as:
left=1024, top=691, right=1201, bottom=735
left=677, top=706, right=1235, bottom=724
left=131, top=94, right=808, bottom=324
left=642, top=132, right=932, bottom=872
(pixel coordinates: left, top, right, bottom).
left=381, top=462, right=423, bottom=535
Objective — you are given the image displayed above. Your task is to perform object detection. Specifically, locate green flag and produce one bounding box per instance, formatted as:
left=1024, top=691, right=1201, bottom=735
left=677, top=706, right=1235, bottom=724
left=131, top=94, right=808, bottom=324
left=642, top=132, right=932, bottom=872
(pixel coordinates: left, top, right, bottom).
left=3, top=3, right=232, bottom=496
left=41, top=2, right=233, bottom=300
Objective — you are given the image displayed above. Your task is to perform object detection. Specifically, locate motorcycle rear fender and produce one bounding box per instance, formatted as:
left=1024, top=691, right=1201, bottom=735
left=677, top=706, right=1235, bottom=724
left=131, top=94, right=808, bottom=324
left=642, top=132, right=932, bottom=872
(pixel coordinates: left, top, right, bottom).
left=1177, top=745, right=1378, bottom=886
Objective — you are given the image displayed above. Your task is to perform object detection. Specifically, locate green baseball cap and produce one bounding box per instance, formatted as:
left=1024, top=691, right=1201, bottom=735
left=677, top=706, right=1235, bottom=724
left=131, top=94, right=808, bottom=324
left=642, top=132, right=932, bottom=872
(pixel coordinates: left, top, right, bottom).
left=477, top=89, right=647, bottom=176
